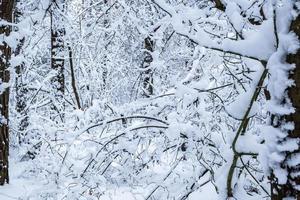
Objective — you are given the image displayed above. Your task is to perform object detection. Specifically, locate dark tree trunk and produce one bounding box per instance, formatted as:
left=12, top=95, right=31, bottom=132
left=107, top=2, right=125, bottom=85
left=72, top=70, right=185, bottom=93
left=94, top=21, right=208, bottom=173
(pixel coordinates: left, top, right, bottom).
left=14, top=3, right=28, bottom=141
left=50, top=0, right=65, bottom=121
left=50, top=0, right=65, bottom=103
left=0, top=0, right=14, bottom=185
left=68, top=46, right=81, bottom=109
left=101, top=0, right=109, bottom=92
left=142, top=36, right=154, bottom=97
left=15, top=38, right=28, bottom=141
left=271, top=14, right=300, bottom=200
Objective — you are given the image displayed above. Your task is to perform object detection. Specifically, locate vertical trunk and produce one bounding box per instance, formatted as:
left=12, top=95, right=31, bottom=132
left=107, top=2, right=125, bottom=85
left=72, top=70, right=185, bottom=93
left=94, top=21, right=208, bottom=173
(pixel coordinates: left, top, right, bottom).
left=0, top=0, right=14, bottom=185
left=271, top=14, right=300, bottom=200
left=14, top=2, right=28, bottom=142
left=142, top=36, right=154, bottom=97
left=50, top=0, right=65, bottom=120
left=50, top=0, right=65, bottom=105
left=15, top=39, right=28, bottom=141
left=102, top=0, right=109, bottom=92
left=68, top=46, right=81, bottom=109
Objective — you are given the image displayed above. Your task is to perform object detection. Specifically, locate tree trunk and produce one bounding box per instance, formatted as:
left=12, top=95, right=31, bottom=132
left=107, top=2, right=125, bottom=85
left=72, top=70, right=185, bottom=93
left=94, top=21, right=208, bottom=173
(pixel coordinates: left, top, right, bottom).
left=0, top=0, right=14, bottom=185
left=14, top=2, right=28, bottom=142
left=50, top=0, right=65, bottom=120
left=15, top=39, right=28, bottom=142
left=50, top=0, right=65, bottom=104
left=271, top=14, right=300, bottom=200
left=142, top=36, right=154, bottom=97
left=101, top=0, right=109, bottom=92
left=68, top=46, right=81, bottom=109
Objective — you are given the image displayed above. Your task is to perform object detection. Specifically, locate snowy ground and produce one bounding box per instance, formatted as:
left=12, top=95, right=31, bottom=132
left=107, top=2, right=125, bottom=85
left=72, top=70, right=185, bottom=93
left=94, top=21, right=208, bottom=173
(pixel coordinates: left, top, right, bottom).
left=0, top=158, right=218, bottom=200
left=0, top=160, right=41, bottom=200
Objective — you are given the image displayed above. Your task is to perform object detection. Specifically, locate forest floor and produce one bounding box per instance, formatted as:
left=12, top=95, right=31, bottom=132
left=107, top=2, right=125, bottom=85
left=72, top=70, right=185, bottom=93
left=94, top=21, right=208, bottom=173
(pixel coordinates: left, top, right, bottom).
left=0, top=153, right=218, bottom=200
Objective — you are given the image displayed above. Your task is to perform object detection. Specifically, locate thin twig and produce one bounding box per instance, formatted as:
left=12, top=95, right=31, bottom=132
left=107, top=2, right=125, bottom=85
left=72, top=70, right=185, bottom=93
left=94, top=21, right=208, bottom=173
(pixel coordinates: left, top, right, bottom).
left=240, top=157, right=270, bottom=196
left=226, top=65, right=268, bottom=197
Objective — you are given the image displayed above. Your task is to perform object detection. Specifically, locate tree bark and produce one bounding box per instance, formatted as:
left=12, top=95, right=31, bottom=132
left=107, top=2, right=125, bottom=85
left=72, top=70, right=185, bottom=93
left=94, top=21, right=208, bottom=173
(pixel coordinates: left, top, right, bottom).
left=50, top=0, right=65, bottom=103
left=271, top=14, right=300, bottom=200
left=15, top=39, right=28, bottom=142
left=50, top=0, right=65, bottom=121
left=142, top=36, right=154, bottom=97
left=0, top=0, right=14, bottom=185
left=14, top=2, right=28, bottom=142
left=68, top=46, right=81, bottom=109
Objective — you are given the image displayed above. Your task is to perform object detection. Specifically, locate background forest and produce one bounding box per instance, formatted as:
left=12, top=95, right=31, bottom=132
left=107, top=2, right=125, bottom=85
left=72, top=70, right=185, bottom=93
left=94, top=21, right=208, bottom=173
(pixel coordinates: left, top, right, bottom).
left=0, top=0, right=299, bottom=199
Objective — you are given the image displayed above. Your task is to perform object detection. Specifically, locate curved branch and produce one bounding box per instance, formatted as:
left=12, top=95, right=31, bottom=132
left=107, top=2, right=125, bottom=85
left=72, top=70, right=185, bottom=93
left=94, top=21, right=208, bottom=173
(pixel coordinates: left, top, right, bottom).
left=81, top=124, right=169, bottom=176
left=226, top=66, right=268, bottom=197
left=86, top=115, right=169, bottom=132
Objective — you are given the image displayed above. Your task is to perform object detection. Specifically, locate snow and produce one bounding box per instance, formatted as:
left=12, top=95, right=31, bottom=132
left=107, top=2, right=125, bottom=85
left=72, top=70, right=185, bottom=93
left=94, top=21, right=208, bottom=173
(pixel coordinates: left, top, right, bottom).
left=260, top=0, right=300, bottom=188
left=225, top=2, right=244, bottom=33
left=0, top=0, right=298, bottom=199
left=225, top=88, right=258, bottom=120
left=188, top=183, right=218, bottom=200
left=0, top=160, right=43, bottom=200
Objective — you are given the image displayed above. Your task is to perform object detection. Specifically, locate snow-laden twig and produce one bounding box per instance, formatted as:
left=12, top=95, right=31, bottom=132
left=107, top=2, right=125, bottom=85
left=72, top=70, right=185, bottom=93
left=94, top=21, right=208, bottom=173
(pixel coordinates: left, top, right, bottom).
left=226, top=65, right=268, bottom=197
left=145, top=156, right=184, bottom=200
left=81, top=124, right=168, bottom=177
